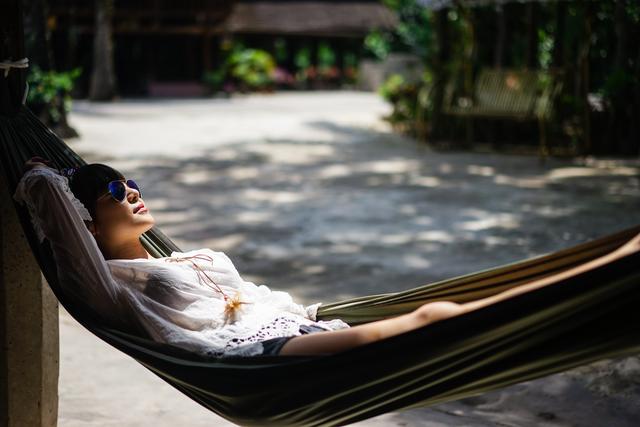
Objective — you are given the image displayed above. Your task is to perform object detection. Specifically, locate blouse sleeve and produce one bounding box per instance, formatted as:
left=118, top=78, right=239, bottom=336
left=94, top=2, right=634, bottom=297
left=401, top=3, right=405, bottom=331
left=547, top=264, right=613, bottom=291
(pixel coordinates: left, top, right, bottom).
left=12, top=165, right=122, bottom=316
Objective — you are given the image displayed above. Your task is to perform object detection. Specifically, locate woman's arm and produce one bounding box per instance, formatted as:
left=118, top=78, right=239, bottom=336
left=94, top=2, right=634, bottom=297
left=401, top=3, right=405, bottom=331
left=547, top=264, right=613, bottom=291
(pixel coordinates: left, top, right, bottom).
left=13, top=161, right=123, bottom=319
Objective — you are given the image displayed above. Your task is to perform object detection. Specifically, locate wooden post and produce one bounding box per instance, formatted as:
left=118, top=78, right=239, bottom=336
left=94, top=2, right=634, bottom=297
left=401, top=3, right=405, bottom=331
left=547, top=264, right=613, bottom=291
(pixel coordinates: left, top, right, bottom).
left=0, top=1, right=60, bottom=426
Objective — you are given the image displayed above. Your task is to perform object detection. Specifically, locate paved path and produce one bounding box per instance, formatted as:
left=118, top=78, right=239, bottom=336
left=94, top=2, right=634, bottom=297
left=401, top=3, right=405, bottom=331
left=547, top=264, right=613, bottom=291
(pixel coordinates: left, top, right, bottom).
left=58, top=91, right=640, bottom=426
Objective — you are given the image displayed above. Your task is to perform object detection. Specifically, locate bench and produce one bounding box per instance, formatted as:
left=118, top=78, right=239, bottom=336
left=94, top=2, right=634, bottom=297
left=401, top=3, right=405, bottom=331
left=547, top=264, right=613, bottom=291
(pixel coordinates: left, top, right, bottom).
left=443, top=68, right=562, bottom=158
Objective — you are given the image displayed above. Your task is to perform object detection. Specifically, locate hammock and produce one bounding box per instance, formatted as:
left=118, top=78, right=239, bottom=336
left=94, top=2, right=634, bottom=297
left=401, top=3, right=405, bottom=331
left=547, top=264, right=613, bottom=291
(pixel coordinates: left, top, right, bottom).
left=2, top=106, right=640, bottom=427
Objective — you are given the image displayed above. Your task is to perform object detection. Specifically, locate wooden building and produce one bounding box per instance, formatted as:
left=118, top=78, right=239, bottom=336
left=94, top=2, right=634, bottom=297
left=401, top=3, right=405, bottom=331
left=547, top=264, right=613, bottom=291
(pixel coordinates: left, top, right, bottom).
left=46, top=0, right=398, bottom=96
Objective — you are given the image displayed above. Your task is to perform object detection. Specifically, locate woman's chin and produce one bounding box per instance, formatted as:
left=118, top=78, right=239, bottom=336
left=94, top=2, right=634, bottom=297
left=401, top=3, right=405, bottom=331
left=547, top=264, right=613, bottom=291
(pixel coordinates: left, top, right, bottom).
left=133, top=214, right=156, bottom=232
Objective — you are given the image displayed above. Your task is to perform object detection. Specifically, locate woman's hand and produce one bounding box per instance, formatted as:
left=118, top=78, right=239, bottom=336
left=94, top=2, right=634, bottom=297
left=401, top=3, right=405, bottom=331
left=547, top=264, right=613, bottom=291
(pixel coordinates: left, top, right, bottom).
left=22, top=156, right=55, bottom=175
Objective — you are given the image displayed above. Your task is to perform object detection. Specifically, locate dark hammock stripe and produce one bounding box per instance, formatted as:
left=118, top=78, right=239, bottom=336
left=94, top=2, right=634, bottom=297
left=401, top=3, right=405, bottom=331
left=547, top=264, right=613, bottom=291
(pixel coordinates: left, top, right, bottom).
left=2, top=106, right=639, bottom=427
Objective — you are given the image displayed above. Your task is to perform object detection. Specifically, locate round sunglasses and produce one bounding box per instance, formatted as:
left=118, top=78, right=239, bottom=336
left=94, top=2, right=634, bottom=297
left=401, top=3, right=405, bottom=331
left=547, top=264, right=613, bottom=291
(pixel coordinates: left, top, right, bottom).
left=99, top=179, right=142, bottom=203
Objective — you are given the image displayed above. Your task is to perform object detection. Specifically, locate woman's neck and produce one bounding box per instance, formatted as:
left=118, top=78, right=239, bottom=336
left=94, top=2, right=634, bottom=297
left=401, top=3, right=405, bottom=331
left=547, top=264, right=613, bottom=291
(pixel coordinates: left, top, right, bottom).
left=100, top=238, right=151, bottom=260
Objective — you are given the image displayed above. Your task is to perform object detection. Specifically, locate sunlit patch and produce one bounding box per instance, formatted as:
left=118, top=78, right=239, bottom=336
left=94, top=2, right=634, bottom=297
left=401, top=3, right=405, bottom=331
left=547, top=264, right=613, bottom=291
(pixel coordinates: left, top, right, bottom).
left=176, top=170, right=211, bottom=185
left=408, top=175, right=441, bottom=187
left=143, top=198, right=169, bottom=209
left=247, top=143, right=335, bottom=165
left=458, top=209, right=520, bottom=231
left=227, top=167, right=260, bottom=180
left=547, top=166, right=639, bottom=180
left=358, top=159, right=420, bottom=174
left=240, top=188, right=306, bottom=204
left=402, top=254, right=431, bottom=269
left=398, top=204, right=417, bottom=215
left=411, top=216, right=433, bottom=226
left=484, top=235, right=510, bottom=246
left=211, top=148, right=240, bottom=160
left=201, top=234, right=245, bottom=252
left=318, top=164, right=351, bottom=179
left=493, top=174, right=546, bottom=188
left=415, top=230, right=455, bottom=243
left=438, top=163, right=453, bottom=173
left=258, top=244, right=290, bottom=259
left=379, top=234, right=413, bottom=245
left=330, top=243, right=361, bottom=254
left=236, top=211, right=273, bottom=224
left=467, top=165, right=495, bottom=176
left=303, top=265, right=326, bottom=274
left=150, top=209, right=200, bottom=224
left=533, top=205, right=576, bottom=218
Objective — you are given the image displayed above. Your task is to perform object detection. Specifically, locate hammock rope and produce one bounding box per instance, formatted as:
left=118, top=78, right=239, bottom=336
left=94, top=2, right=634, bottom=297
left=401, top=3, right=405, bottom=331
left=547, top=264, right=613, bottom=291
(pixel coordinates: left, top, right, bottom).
left=1, top=106, right=639, bottom=427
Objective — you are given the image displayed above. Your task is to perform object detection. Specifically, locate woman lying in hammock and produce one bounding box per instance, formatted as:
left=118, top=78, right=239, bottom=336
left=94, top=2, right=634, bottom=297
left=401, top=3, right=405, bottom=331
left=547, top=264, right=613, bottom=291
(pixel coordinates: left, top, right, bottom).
left=14, top=156, right=640, bottom=359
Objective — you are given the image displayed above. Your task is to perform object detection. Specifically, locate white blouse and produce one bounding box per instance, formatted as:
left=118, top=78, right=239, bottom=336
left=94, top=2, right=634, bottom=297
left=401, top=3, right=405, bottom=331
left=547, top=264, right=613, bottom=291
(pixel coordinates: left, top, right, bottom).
left=13, top=165, right=350, bottom=358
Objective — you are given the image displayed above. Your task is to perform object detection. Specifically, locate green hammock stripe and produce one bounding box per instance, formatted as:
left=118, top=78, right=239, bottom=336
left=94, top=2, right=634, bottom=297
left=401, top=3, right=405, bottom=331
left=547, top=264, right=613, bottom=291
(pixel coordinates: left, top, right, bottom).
left=2, top=106, right=639, bottom=427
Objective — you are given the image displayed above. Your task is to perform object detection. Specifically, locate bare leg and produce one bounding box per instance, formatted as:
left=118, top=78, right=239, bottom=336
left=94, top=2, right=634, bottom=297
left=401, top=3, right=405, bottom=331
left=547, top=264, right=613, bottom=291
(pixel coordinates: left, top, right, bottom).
left=280, top=233, right=640, bottom=356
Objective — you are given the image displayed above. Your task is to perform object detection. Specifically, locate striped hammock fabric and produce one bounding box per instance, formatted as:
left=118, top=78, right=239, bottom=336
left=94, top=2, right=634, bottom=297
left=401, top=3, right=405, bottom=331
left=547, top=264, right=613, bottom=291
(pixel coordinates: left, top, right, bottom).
left=2, top=107, right=639, bottom=427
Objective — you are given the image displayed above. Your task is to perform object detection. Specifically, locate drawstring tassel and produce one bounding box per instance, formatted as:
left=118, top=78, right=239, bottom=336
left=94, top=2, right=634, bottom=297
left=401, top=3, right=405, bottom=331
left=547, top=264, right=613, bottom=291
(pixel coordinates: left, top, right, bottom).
left=165, top=254, right=253, bottom=325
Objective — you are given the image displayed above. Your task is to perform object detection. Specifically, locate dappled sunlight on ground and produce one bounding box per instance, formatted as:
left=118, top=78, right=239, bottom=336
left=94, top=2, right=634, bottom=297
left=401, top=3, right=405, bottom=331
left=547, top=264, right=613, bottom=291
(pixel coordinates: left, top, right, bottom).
left=71, top=109, right=640, bottom=302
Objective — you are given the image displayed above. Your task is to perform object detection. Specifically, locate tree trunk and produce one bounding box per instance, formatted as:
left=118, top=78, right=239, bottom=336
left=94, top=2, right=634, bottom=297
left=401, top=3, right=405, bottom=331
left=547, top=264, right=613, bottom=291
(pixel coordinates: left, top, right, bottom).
left=89, top=0, right=117, bottom=101
left=430, top=8, right=450, bottom=140
left=525, top=3, right=537, bottom=69
left=22, top=0, right=53, bottom=71
left=612, top=0, right=635, bottom=155
left=578, top=2, right=593, bottom=155
left=552, top=1, right=566, bottom=69
left=494, top=4, right=506, bottom=69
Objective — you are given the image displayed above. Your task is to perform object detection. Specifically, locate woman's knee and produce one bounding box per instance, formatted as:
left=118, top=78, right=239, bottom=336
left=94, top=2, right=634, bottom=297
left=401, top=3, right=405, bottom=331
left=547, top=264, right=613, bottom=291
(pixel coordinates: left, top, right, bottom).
left=414, top=301, right=463, bottom=325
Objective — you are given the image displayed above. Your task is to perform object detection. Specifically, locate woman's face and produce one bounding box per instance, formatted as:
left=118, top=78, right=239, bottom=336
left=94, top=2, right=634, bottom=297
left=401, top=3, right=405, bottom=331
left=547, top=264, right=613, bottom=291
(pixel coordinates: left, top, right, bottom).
left=92, top=180, right=155, bottom=242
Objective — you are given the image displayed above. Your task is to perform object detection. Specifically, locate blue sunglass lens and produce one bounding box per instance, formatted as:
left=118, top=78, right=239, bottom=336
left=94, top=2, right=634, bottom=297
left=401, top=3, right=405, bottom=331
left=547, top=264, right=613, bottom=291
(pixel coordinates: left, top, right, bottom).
left=108, top=181, right=126, bottom=202
left=107, top=179, right=142, bottom=202
left=126, top=179, right=141, bottom=198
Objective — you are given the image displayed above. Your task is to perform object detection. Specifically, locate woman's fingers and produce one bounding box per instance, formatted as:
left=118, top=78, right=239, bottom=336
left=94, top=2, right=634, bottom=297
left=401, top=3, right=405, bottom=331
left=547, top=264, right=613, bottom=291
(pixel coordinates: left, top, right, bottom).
left=22, top=157, right=54, bottom=175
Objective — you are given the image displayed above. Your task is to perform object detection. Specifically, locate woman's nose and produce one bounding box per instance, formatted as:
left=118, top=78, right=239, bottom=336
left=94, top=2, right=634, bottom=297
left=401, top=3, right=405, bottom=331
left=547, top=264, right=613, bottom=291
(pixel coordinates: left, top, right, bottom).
left=127, top=189, right=140, bottom=203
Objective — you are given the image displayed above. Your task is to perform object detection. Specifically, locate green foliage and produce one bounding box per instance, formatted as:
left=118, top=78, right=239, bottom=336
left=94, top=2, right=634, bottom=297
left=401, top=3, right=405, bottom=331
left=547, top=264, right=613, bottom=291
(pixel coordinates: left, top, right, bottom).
left=26, top=67, right=81, bottom=124
left=318, top=42, right=336, bottom=68
left=537, top=28, right=554, bottom=70
left=202, top=68, right=227, bottom=92
left=379, top=71, right=434, bottom=138
left=364, top=30, right=393, bottom=60
left=228, top=48, right=276, bottom=89
left=203, top=43, right=276, bottom=93
left=378, top=73, right=408, bottom=102
left=364, top=0, right=433, bottom=61
left=294, top=47, right=311, bottom=69
left=274, top=37, right=288, bottom=62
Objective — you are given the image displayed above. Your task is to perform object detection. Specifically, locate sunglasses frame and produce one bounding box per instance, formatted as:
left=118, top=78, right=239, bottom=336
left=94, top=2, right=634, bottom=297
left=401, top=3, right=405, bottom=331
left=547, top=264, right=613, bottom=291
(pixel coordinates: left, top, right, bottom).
left=99, top=179, right=142, bottom=203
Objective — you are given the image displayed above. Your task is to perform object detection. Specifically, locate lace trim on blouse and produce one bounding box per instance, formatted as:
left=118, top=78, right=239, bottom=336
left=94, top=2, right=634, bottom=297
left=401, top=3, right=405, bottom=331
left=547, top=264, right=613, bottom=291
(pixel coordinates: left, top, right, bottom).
left=13, top=166, right=93, bottom=243
left=211, top=314, right=350, bottom=358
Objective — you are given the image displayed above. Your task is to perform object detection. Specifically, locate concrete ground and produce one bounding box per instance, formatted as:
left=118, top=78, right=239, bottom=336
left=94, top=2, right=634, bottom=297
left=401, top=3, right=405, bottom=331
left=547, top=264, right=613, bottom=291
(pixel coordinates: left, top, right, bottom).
left=58, top=91, right=640, bottom=426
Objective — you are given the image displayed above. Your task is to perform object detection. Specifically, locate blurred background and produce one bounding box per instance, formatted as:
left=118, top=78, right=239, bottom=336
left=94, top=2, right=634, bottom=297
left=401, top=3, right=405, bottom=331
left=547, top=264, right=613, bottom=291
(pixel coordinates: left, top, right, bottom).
left=25, top=0, right=640, bottom=156
left=19, top=0, right=640, bottom=426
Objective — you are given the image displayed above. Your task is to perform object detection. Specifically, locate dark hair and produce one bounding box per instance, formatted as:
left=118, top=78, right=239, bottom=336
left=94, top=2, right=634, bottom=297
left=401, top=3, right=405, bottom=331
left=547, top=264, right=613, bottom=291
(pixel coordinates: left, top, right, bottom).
left=68, top=163, right=125, bottom=222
